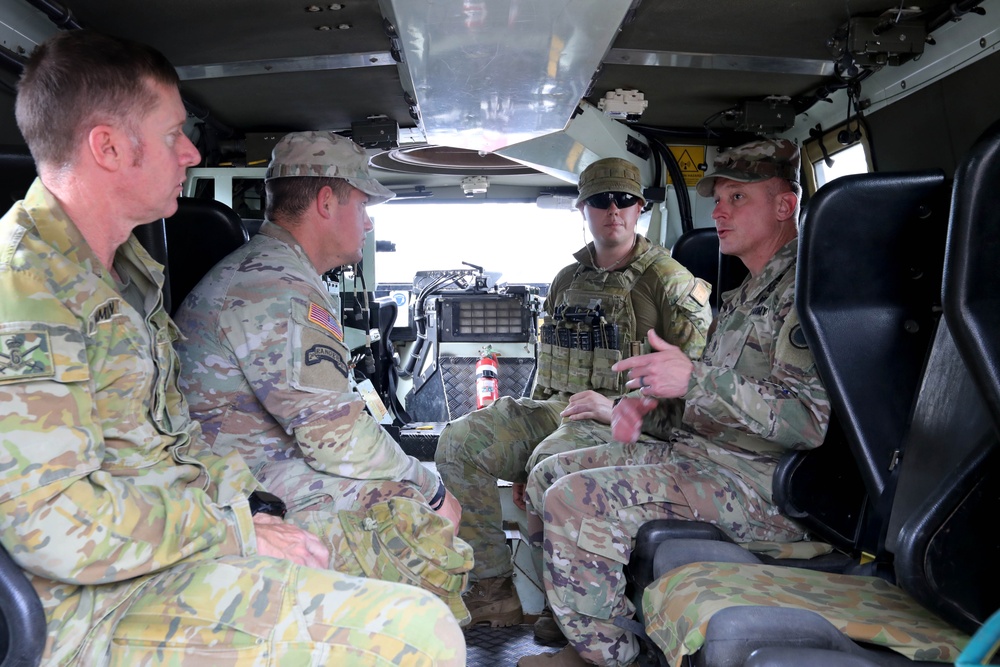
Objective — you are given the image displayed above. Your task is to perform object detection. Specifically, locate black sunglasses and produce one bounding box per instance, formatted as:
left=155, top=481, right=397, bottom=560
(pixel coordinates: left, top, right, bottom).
left=584, top=191, right=641, bottom=210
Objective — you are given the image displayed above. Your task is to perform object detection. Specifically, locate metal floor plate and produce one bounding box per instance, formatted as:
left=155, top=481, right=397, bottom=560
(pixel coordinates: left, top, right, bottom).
left=465, top=624, right=561, bottom=666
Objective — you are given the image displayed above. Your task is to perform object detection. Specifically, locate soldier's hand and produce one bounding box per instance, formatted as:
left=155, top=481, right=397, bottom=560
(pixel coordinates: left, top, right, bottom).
left=511, top=482, right=526, bottom=511
left=252, top=514, right=330, bottom=569
left=613, top=329, right=694, bottom=399
left=611, top=395, right=659, bottom=443
left=435, top=488, right=462, bottom=536
left=561, top=390, right=614, bottom=424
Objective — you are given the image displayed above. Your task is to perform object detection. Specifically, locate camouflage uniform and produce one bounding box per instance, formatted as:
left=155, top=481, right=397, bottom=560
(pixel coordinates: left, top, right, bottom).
left=0, top=180, right=465, bottom=665
left=524, top=238, right=830, bottom=666
left=436, top=234, right=712, bottom=582
left=174, top=220, right=442, bottom=512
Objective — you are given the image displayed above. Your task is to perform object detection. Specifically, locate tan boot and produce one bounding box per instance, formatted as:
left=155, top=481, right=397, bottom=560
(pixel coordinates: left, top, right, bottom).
left=517, top=646, right=588, bottom=666
left=463, top=575, right=524, bottom=627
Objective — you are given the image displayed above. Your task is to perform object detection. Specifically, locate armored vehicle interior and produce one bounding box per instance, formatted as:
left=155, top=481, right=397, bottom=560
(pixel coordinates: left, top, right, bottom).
left=1, top=0, right=999, bottom=664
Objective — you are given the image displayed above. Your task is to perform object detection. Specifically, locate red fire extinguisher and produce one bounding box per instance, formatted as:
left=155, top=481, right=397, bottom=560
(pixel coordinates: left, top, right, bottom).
left=476, top=347, right=500, bottom=409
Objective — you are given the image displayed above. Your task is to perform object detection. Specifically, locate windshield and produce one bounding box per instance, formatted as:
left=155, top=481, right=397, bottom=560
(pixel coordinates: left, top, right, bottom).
left=371, top=202, right=585, bottom=286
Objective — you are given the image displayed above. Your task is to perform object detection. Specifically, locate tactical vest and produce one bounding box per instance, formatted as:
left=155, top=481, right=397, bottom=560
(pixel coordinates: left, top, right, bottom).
left=535, top=244, right=664, bottom=397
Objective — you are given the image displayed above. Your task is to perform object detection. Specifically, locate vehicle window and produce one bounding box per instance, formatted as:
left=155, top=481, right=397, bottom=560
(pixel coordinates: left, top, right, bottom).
left=371, top=202, right=583, bottom=286
left=813, top=143, right=870, bottom=189
left=802, top=121, right=874, bottom=195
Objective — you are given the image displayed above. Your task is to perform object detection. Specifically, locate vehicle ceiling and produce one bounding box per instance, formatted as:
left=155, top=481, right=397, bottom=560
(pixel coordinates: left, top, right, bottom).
left=14, top=0, right=987, bottom=189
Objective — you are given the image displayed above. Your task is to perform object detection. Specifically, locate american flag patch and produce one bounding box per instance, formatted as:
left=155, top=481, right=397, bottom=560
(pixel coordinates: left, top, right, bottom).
left=308, top=302, right=343, bottom=342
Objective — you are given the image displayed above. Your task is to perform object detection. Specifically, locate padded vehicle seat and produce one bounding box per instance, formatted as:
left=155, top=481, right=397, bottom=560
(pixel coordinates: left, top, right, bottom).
left=627, top=170, right=950, bottom=620
left=163, top=198, right=249, bottom=315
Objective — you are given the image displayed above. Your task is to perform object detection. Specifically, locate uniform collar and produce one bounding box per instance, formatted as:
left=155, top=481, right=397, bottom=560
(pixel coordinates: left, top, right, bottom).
left=573, top=234, right=650, bottom=270
left=738, top=236, right=798, bottom=301
left=21, top=178, right=165, bottom=292
left=257, top=219, right=322, bottom=275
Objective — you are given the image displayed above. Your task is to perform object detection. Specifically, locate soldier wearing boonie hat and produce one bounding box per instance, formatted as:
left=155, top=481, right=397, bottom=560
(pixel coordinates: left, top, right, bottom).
left=175, top=129, right=473, bottom=622
left=519, top=135, right=827, bottom=667
left=695, top=138, right=801, bottom=197
left=435, top=154, right=713, bottom=635
left=575, top=157, right=646, bottom=207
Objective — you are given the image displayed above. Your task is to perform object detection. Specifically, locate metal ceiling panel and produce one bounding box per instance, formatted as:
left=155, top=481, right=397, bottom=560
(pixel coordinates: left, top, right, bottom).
left=385, top=0, right=635, bottom=152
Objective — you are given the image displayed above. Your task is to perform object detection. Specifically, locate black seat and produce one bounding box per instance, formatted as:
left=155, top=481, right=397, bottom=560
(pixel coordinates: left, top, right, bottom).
left=0, top=544, right=45, bottom=667
left=628, top=170, right=951, bottom=631
left=163, top=198, right=249, bottom=316
left=670, top=227, right=749, bottom=313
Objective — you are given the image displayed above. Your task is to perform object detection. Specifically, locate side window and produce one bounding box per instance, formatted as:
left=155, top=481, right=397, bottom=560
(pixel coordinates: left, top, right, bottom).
left=802, top=122, right=874, bottom=195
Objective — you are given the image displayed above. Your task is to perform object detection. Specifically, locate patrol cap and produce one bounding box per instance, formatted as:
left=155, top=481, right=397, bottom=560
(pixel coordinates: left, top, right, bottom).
left=339, top=497, right=474, bottom=625
left=575, top=157, right=645, bottom=207
left=265, top=130, right=395, bottom=205
left=695, top=138, right=800, bottom=197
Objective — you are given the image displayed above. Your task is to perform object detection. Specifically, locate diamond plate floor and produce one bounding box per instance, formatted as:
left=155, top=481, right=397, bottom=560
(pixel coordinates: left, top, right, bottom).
left=465, top=624, right=561, bottom=666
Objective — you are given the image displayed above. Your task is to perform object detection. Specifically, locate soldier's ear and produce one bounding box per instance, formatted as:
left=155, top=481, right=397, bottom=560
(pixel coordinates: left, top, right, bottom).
left=87, top=125, right=122, bottom=171
left=775, top=190, right=797, bottom=222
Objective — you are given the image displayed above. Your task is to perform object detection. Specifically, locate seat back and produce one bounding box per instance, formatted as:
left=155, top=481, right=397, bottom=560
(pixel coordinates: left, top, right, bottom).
left=890, top=117, right=1000, bottom=634
left=670, top=227, right=748, bottom=312
left=796, top=170, right=950, bottom=518
left=163, top=197, right=249, bottom=315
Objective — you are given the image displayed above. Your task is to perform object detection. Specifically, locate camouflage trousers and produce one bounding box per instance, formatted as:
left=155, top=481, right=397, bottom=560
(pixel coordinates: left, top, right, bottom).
left=523, top=436, right=805, bottom=667
left=434, top=395, right=614, bottom=580
left=100, top=555, right=464, bottom=666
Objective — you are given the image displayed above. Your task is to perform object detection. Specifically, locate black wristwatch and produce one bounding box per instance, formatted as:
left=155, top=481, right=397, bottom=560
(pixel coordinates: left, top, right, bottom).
left=248, top=490, right=287, bottom=518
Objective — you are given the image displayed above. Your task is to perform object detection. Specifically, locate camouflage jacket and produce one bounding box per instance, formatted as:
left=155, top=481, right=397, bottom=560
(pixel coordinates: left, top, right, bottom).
left=174, top=221, right=440, bottom=507
left=676, top=238, right=830, bottom=500
left=0, top=180, right=258, bottom=664
left=534, top=234, right=712, bottom=399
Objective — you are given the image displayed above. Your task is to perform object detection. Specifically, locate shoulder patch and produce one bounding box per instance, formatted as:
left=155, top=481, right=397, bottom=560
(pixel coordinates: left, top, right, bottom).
left=305, top=344, right=349, bottom=378
left=307, top=302, right=344, bottom=342
left=789, top=324, right=809, bottom=349
left=0, top=331, right=54, bottom=384
left=689, top=278, right=712, bottom=307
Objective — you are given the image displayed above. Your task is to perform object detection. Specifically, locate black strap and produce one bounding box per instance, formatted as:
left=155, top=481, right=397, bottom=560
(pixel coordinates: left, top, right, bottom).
left=613, top=616, right=668, bottom=667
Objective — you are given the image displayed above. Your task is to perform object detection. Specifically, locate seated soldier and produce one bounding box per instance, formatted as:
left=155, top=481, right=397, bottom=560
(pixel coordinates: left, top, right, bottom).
left=174, top=131, right=473, bottom=618
left=0, top=29, right=464, bottom=665
left=434, top=157, right=713, bottom=631
left=519, top=139, right=830, bottom=667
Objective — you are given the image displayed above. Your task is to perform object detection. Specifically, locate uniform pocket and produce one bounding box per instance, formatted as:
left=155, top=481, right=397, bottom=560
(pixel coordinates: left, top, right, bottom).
left=590, top=347, right=622, bottom=391
left=551, top=345, right=570, bottom=392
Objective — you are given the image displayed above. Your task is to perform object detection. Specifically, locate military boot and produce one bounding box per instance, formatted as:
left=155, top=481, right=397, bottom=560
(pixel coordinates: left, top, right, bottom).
left=463, top=575, right=524, bottom=627
left=533, top=608, right=567, bottom=645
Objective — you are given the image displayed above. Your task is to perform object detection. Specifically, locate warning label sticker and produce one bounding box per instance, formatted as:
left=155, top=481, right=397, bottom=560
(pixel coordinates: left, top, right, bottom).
left=666, top=146, right=706, bottom=188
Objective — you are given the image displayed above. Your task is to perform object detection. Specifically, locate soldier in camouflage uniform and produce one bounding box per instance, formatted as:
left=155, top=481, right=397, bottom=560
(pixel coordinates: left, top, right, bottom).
left=435, top=158, right=713, bottom=629
left=518, top=139, right=831, bottom=667
left=0, top=31, right=464, bottom=665
left=174, top=131, right=473, bottom=616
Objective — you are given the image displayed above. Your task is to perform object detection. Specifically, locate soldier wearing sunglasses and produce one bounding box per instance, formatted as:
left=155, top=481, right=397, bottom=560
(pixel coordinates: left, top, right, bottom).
left=435, top=157, right=713, bottom=636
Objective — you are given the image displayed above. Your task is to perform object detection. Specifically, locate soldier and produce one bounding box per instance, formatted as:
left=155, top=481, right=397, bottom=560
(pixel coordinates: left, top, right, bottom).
left=518, top=140, right=831, bottom=667
left=0, top=30, right=464, bottom=665
left=435, top=157, right=713, bottom=631
left=173, top=131, right=473, bottom=618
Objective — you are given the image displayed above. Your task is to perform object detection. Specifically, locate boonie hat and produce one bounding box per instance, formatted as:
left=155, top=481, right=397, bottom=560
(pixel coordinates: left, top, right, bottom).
left=695, top=138, right=801, bottom=197
left=575, top=157, right=645, bottom=208
left=265, top=130, right=395, bottom=205
left=339, top=497, right=474, bottom=625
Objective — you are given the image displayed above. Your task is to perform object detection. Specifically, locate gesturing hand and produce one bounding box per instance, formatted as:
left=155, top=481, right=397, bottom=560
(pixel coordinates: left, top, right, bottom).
left=613, top=329, right=694, bottom=399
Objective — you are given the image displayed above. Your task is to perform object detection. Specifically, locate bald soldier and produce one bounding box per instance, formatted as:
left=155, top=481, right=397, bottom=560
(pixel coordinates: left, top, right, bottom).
left=435, top=157, right=713, bottom=633
left=519, top=140, right=831, bottom=667
left=0, top=30, right=464, bottom=665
